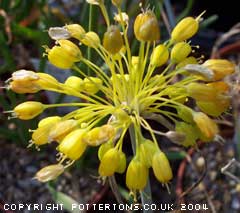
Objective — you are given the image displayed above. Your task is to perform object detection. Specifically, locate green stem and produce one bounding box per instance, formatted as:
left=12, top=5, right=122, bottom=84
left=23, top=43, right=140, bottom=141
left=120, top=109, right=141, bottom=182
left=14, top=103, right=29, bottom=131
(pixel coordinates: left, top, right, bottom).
left=128, top=125, right=153, bottom=213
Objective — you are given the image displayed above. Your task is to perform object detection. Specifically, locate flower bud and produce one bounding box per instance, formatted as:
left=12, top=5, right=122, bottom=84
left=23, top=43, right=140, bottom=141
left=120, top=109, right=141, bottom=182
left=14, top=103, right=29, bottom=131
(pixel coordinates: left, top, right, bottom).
left=171, top=17, right=199, bottom=42
left=83, top=124, right=115, bottom=146
left=58, top=129, right=87, bottom=160
left=34, top=164, right=64, bottom=182
left=98, top=148, right=120, bottom=176
left=65, top=24, right=86, bottom=40
left=150, top=44, right=169, bottom=67
left=139, top=139, right=157, bottom=168
left=103, top=25, right=123, bottom=54
left=64, top=76, right=84, bottom=92
left=81, top=31, right=100, bottom=48
left=98, top=141, right=113, bottom=160
left=152, top=151, right=173, bottom=183
left=83, top=77, right=102, bottom=94
left=134, top=10, right=160, bottom=42
left=192, top=112, right=219, bottom=141
left=202, top=59, right=235, bottom=81
left=176, top=56, right=198, bottom=69
left=126, top=157, right=148, bottom=191
left=48, top=119, right=78, bottom=142
left=13, top=101, right=44, bottom=120
left=170, top=42, right=192, bottom=63
left=116, top=151, right=126, bottom=174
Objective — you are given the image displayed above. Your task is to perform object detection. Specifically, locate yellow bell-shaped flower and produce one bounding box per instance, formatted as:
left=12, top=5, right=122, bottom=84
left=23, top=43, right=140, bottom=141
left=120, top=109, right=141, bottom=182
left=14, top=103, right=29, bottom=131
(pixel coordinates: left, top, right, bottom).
left=152, top=151, right=173, bottom=183
left=13, top=101, right=44, bottom=120
left=126, top=157, right=148, bottom=191
left=98, top=148, right=120, bottom=177
left=34, top=164, right=64, bottom=182
left=58, top=129, right=87, bottom=160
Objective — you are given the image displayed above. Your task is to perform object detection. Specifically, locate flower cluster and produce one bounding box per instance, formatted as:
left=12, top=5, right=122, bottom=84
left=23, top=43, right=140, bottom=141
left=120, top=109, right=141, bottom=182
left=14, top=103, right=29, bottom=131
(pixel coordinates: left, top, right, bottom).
left=4, top=0, right=235, bottom=200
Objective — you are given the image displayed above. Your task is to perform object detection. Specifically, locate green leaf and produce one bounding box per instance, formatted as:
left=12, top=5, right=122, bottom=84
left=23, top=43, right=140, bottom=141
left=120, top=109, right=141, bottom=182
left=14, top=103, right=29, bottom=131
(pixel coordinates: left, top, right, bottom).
left=166, top=151, right=187, bottom=160
left=47, top=184, right=81, bottom=213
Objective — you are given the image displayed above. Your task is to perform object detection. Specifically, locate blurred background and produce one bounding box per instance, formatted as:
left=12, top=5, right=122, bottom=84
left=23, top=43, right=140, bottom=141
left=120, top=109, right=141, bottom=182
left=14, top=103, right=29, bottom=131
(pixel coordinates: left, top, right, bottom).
left=0, top=0, right=239, bottom=212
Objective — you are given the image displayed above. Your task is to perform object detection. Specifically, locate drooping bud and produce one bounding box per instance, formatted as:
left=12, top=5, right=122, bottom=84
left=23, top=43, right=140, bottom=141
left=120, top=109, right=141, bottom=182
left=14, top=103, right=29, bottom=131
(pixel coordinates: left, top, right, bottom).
left=202, top=59, right=235, bottom=81
left=13, top=101, right=44, bottom=120
left=126, top=157, right=148, bottom=191
left=103, top=25, right=123, bottom=54
left=134, top=10, right=160, bottom=42
left=58, top=129, right=87, bottom=160
left=34, top=164, right=64, bottom=182
left=150, top=44, right=169, bottom=67
left=98, top=148, right=120, bottom=176
left=170, top=42, right=192, bottom=63
left=152, top=151, right=173, bottom=183
left=38, top=116, right=61, bottom=128
left=165, top=131, right=186, bottom=145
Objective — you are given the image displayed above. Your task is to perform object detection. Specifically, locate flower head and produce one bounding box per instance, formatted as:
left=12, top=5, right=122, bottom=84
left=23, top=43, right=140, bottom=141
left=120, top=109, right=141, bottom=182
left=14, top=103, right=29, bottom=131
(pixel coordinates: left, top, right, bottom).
left=5, top=1, right=236, bottom=201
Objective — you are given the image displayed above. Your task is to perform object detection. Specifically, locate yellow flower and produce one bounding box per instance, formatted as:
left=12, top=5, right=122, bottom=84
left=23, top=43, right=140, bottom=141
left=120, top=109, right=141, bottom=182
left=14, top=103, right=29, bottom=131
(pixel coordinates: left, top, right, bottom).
left=171, top=16, right=199, bottom=42
left=48, top=119, right=79, bottom=142
left=64, top=76, right=84, bottom=92
left=58, top=129, right=87, bottom=160
left=192, top=112, right=219, bottom=141
left=98, top=148, right=120, bottom=176
left=47, top=40, right=82, bottom=69
left=34, top=164, right=64, bottom=182
left=152, top=151, right=173, bottom=183
left=65, top=24, right=86, bottom=40
left=150, top=44, right=169, bottom=67
left=126, top=157, right=148, bottom=191
left=83, top=124, right=115, bottom=146
left=13, top=101, right=44, bottom=120
left=170, top=42, right=192, bottom=63
left=81, top=31, right=100, bottom=48
left=202, top=59, right=235, bottom=81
